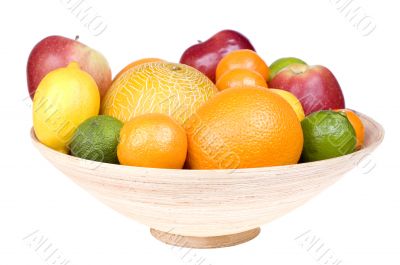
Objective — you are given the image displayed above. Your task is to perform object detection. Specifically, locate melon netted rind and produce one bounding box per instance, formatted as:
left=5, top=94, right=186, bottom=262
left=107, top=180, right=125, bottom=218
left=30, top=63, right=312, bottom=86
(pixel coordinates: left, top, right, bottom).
left=101, top=62, right=218, bottom=125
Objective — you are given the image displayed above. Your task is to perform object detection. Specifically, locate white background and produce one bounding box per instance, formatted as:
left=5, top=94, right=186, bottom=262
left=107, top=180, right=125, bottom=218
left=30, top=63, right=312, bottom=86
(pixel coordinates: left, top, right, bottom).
left=1, top=0, right=399, bottom=264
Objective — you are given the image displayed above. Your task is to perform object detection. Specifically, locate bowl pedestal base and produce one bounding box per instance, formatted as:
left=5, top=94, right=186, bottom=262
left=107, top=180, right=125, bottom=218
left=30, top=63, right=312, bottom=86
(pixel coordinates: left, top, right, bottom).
left=150, top=228, right=260, bottom=248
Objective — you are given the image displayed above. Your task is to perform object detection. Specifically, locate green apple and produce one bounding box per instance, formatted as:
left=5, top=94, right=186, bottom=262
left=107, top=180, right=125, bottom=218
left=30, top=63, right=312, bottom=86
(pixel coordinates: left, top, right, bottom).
left=268, top=57, right=307, bottom=81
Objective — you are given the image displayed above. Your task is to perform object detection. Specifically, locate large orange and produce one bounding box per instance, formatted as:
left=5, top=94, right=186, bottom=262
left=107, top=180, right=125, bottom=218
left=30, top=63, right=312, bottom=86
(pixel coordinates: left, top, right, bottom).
left=101, top=62, right=218, bottom=125
left=216, top=49, right=270, bottom=81
left=184, top=87, right=303, bottom=169
left=216, top=68, right=268, bottom=91
left=117, top=113, right=187, bottom=169
left=113, top=58, right=164, bottom=81
left=335, top=109, right=365, bottom=150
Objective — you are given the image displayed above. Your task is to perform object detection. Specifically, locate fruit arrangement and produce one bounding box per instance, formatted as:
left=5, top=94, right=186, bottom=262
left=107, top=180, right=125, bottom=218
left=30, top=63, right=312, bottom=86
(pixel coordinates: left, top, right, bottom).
left=29, top=30, right=365, bottom=170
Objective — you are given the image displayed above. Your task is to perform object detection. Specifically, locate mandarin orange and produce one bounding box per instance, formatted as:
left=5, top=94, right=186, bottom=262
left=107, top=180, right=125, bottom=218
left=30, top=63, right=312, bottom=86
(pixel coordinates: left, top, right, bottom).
left=117, top=113, right=187, bottom=168
left=215, top=49, right=270, bottom=81
left=216, top=68, right=268, bottom=91
left=335, top=109, right=365, bottom=150
left=113, top=58, right=164, bottom=81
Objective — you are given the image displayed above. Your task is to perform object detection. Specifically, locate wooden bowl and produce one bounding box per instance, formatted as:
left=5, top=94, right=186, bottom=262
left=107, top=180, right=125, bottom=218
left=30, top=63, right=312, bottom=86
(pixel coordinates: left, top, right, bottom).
left=31, top=112, right=384, bottom=248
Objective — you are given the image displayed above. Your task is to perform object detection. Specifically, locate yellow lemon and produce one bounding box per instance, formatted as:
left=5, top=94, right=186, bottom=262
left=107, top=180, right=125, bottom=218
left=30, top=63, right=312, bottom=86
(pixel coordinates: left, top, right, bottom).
left=33, top=62, right=100, bottom=153
left=269, top=88, right=305, bottom=121
left=101, top=62, right=218, bottom=125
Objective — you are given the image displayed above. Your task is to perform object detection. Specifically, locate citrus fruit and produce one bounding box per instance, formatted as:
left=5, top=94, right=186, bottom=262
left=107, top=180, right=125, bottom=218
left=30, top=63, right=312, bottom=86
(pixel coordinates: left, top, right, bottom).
left=117, top=113, right=187, bottom=169
left=301, top=110, right=356, bottom=162
left=70, top=115, right=123, bottom=164
left=216, top=68, right=268, bottom=91
left=268, top=57, right=306, bottom=81
left=269, top=88, right=305, bottom=121
left=113, top=58, right=164, bottom=81
left=215, top=49, right=270, bottom=81
left=335, top=109, right=365, bottom=150
left=184, top=87, right=303, bottom=169
left=33, top=62, right=100, bottom=153
left=101, top=62, right=218, bottom=125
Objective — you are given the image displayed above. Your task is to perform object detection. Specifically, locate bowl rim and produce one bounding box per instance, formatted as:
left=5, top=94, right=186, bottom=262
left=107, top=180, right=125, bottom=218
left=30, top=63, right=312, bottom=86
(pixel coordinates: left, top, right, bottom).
left=30, top=111, right=384, bottom=174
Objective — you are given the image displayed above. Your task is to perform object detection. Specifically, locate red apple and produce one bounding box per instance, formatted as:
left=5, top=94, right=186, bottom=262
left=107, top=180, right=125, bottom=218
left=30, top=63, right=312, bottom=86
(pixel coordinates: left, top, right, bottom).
left=268, top=64, right=345, bottom=115
left=27, top=35, right=112, bottom=99
left=179, top=30, right=255, bottom=82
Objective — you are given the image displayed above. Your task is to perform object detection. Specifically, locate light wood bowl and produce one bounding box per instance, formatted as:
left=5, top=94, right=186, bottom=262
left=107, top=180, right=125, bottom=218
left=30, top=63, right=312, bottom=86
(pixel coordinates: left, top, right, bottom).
left=31, top=112, right=384, bottom=248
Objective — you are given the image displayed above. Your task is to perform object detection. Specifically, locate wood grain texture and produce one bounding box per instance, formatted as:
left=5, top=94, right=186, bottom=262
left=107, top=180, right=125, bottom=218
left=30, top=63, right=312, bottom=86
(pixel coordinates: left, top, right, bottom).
left=150, top=228, right=260, bottom=248
left=31, top=112, right=384, bottom=239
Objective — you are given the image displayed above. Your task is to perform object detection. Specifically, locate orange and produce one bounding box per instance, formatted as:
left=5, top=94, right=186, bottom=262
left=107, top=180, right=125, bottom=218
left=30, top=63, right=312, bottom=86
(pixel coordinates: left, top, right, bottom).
left=113, top=58, right=163, bottom=81
left=101, top=62, right=218, bottom=125
left=215, top=49, right=270, bottom=81
left=184, top=87, right=303, bottom=169
left=117, top=113, right=187, bottom=169
left=335, top=109, right=365, bottom=150
left=216, top=68, right=268, bottom=91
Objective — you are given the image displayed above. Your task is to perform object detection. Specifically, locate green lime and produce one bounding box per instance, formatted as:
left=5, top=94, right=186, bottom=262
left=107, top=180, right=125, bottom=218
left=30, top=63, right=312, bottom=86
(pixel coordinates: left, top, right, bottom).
left=301, top=110, right=356, bottom=162
left=70, top=115, right=123, bottom=164
left=269, top=57, right=307, bottom=81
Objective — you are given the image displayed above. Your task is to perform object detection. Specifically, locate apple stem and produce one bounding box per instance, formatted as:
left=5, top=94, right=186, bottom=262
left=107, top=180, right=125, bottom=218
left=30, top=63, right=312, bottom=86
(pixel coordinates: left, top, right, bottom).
left=197, top=40, right=202, bottom=44
left=75, top=35, right=80, bottom=41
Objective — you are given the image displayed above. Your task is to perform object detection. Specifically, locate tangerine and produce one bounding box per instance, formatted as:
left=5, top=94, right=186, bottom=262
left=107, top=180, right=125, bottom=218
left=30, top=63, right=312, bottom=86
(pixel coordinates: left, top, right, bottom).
left=117, top=113, right=187, bottom=168
left=335, top=109, right=365, bottom=150
left=216, top=49, right=270, bottom=81
left=216, top=68, right=268, bottom=91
